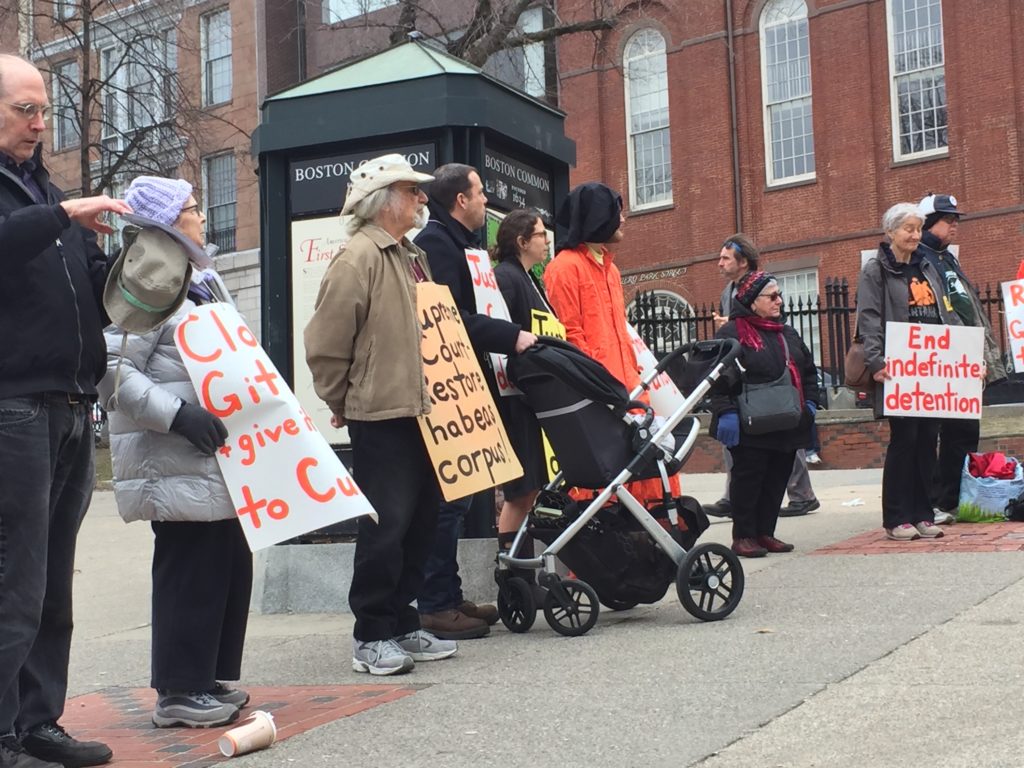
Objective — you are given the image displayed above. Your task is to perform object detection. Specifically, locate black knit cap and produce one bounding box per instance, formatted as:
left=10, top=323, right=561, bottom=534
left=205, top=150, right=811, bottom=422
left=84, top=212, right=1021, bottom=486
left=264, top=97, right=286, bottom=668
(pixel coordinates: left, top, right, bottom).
left=734, top=270, right=776, bottom=309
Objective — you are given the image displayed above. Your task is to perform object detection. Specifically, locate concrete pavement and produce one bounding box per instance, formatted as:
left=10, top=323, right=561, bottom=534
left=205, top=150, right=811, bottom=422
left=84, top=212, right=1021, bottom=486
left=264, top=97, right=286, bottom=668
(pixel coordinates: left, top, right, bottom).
left=69, top=469, right=1024, bottom=767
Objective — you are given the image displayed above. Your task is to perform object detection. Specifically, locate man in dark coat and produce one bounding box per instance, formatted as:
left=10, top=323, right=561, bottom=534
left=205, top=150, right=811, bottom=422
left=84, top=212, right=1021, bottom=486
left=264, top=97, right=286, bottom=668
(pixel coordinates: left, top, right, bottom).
left=0, top=54, right=132, bottom=768
left=413, top=163, right=535, bottom=640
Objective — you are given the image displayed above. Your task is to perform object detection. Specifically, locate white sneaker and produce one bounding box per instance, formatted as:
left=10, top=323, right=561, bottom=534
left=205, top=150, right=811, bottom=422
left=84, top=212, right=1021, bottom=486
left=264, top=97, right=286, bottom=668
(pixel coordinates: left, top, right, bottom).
left=805, top=451, right=822, bottom=465
left=915, top=520, right=945, bottom=538
left=886, top=523, right=920, bottom=541
left=352, top=638, right=414, bottom=676
left=395, top=630, right=457, bottom=661
left=933, top=508, right=956, bottom=525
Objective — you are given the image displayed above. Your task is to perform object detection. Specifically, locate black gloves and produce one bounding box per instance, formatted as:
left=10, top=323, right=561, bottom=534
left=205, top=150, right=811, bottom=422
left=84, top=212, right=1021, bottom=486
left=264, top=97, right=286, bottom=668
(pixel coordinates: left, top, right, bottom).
left=170, top=402, right=228, bottom=455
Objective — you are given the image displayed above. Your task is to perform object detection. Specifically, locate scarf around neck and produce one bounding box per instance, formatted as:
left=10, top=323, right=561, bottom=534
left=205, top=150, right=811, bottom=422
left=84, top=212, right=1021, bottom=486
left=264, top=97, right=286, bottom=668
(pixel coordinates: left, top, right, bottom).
left=735, top=315, right=805, bottom=402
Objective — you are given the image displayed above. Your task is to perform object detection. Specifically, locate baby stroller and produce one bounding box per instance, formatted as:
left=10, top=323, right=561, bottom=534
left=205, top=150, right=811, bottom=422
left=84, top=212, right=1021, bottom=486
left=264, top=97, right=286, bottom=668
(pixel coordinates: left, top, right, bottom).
left=495, top=337, right=744, bottom=636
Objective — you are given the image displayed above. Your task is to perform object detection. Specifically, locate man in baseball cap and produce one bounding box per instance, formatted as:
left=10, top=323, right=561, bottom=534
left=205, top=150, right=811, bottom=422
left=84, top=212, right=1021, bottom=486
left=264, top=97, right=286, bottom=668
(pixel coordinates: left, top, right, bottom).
left=917, top=193, right=1006, bottom=525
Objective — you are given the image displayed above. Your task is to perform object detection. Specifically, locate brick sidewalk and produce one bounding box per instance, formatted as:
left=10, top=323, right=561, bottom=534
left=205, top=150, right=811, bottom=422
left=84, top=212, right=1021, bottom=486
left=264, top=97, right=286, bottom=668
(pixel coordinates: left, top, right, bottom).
left=813, top=521, right=1024, bottom=555
left=60, top=685, right=421, bottom=767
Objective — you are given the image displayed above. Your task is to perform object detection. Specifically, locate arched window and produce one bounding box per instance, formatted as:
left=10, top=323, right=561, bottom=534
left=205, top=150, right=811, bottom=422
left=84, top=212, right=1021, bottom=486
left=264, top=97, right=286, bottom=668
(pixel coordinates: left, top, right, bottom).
left=623, top=29, right=672, bottom=210
left=760, top=0, right=814, bottom=185
left=628, top=290, right=692, bottom=357
left=887, top=0, right=947, bottom=159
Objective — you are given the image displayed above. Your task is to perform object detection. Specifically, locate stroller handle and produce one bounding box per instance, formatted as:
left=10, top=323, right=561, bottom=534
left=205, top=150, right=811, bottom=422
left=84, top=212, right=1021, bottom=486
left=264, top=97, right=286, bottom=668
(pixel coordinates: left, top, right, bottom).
left=653, top=337, right=741, bottom=377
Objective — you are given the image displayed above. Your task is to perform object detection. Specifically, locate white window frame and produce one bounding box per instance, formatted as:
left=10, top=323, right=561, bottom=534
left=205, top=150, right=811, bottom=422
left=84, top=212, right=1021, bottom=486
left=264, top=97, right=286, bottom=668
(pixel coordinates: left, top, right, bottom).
left=201, top=8, right=232, bottom=107
left=322, top=0, right=397, bottom=24
left=52, top=60, right=79, bottom=151
left=627, top=290, right=693, bottom=352
left=203, top=152, right=237, bottom=253
left=886, top=0, right=948, bottom=161
left=775, top=267, right=821, bottom=365
left=623, top=28, right=672, bottom=211
left=56, top=0, right=76, bottom=20
left=759, top=0, right=815, bottom=186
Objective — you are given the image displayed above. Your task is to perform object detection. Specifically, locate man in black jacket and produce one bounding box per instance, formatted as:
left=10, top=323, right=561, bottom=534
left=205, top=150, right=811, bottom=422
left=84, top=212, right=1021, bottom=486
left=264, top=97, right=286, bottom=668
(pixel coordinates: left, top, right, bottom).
left=917, top=193, right=1006, bottom=525
left=413, top=163, right=535, bottom=640
left=0, top=54, right=131, bottom=768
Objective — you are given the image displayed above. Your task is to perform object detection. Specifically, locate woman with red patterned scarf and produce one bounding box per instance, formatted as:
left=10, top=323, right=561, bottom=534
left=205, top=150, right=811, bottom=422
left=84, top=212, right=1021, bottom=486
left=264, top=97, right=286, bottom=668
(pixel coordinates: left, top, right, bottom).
left=708, top=271, right=819, bottom=558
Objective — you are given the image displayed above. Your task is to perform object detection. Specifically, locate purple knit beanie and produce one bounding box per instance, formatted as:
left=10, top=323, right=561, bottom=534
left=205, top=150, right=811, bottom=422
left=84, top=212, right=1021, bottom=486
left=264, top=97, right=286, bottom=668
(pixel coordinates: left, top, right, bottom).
left=124, top=176, right=193, bottom=226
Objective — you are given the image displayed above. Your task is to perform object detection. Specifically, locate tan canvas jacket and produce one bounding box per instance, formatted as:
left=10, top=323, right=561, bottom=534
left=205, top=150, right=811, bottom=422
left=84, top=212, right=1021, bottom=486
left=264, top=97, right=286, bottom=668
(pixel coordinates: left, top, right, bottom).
left=304, top=224, right=433, bottom=421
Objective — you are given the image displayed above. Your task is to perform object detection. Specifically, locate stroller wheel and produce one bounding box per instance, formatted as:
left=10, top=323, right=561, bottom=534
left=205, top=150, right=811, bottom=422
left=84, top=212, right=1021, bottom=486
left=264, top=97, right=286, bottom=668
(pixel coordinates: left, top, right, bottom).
left=497, top=577, right=537, bottom=633
left=676, top=542, right=744, bottom=622
left=543, top=579, right=600, bottom=637
left=599, top=596, right=639, bottom=612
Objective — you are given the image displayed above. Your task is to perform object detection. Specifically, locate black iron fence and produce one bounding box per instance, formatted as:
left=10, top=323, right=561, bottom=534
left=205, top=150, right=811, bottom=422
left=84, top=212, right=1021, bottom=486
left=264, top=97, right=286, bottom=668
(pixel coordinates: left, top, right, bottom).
left=629, top=278, right=1013, bottom=389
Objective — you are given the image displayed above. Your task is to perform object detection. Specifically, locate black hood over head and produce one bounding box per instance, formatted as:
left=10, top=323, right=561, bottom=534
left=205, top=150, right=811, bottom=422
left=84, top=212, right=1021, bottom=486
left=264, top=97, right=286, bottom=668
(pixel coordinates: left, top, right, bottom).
left=554, top=182, right=622, bottom=251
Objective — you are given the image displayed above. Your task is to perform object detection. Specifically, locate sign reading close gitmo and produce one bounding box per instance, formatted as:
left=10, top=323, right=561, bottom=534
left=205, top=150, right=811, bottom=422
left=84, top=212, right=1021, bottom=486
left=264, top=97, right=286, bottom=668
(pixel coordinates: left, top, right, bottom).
left=1001, top=278, right=1024, bottom=374
left=175, top=304, right=377, bottom=550
left=416, top=282, right=523, bottom=500
left=882, top=321, right=984, bottom=420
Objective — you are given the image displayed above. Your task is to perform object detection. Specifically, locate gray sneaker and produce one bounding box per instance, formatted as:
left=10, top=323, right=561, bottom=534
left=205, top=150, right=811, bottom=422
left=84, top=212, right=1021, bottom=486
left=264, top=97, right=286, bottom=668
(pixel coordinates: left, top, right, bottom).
left=153, top=690, right=239, bottom=728
left=915, top=520, right=945, bottom=538
left=209, top=681, right=250, bottom=708
left=352, top=638, right=415, bottom=676
left=395, top=630, right=458, bottom=661
left=933, top=508, right=956, bottom=525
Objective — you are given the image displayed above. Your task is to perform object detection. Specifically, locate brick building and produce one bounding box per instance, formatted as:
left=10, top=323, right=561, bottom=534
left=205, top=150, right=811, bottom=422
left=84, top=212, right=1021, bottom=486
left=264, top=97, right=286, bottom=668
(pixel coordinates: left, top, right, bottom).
left=556, top=0, right=1024, bottom=367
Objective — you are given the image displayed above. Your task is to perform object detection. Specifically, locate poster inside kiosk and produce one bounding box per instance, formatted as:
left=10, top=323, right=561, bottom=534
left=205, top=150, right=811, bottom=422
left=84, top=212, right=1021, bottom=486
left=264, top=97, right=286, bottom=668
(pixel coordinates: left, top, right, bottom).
left=417, top=281, right=523, bottom=500
left=882, top=321, right=984, bottom=420
left=175, top=304, right=377, bottom=551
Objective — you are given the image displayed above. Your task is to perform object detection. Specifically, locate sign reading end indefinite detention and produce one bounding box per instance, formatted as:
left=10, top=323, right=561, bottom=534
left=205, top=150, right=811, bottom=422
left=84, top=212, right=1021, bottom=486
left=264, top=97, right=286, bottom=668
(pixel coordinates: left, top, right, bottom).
left=882, top=321, right=984, bottom=420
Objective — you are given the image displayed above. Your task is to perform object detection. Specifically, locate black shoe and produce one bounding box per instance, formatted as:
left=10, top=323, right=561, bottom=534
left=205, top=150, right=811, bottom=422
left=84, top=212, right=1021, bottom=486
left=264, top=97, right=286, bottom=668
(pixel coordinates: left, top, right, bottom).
left=779, top=498, right=821, bottom=517
left=0, top=734, right=62, bottom=768
left=20, top=724, right=111, bottom=768
left=702, top=498, right=733, bottom=518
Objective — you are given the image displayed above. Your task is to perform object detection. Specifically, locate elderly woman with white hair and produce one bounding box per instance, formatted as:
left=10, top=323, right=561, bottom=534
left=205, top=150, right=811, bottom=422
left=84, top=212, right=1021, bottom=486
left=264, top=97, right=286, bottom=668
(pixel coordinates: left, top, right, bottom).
left=856, top=203, right=959, bottom=541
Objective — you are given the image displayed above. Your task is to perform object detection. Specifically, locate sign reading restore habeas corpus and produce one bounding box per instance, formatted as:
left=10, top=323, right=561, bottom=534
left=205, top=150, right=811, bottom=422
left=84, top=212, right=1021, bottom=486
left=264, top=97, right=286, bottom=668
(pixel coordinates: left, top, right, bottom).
left=482, top=148, right=553, bottom=224
left=290, top=144, right=436, bottom=217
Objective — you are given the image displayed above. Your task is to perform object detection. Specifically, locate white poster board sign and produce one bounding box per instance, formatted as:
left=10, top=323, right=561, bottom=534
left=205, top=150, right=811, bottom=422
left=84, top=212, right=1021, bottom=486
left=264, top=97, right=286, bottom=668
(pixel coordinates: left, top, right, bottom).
left=882, top=321, right=984, bottom=420
left=464, top=247, right=519, bottom=396
left=1000, top=279, right=1024, bottom=373
left=290, top=216, right=349, bottom=441
left=626, top=324, right=687, bottom=418
left=175, top=304, right=377, bottom=551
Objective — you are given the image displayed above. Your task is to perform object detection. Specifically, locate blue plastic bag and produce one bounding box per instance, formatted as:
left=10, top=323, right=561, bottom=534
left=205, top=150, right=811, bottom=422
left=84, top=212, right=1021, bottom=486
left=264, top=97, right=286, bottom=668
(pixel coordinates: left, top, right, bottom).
left=957, top=456, right=1024, bottom=522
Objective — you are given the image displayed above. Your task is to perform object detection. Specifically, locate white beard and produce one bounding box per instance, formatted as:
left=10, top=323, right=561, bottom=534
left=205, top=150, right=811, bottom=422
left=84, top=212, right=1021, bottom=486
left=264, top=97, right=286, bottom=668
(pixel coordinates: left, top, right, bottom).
left=412, top=206, right=429, bottom=230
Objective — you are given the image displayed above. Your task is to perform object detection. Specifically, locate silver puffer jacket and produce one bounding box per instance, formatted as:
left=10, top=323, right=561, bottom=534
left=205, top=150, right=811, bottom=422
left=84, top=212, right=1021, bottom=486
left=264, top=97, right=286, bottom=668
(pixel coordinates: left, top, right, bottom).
left=97, top=270, right=237, bottom=523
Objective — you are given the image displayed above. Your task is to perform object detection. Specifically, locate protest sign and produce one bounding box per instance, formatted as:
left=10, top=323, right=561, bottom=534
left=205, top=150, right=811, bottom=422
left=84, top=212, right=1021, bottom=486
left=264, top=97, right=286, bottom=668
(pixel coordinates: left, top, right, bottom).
left=175, top=304, right=377, bottom=551
left=627, top=324, right=688, bottom=418
left=1001, top=279, right=1024, bottom=373
left=529, top=309, right=565, bottom=480
left=417, top=282, right=524, bottom=500
left=464, top=248, right=519, bottom=396
left=882, top=321, right=984, bottom=419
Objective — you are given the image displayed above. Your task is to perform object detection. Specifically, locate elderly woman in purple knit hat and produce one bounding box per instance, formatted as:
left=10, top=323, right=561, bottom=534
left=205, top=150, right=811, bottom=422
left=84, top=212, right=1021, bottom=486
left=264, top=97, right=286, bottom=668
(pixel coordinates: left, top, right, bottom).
left=708, top=271, right=820, bottom=558
left=96, top=176, right=252, bottom=729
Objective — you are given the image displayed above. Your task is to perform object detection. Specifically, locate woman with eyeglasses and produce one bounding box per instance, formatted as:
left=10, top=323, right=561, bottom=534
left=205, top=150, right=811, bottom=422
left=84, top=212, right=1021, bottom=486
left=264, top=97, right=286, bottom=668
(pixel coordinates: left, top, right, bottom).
left=491, top=209, right=556, bottom=558
left=709, top=271, right=819, bottom=558
left=97, top=176, right=253, bottom=728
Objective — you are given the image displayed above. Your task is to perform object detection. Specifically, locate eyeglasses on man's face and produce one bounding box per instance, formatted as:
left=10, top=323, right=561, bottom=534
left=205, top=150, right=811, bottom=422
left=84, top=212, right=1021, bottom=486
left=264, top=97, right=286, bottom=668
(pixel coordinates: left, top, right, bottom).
left=5, top=102, right=51, bottom=122
left=396, top=184, right=422, bottom=196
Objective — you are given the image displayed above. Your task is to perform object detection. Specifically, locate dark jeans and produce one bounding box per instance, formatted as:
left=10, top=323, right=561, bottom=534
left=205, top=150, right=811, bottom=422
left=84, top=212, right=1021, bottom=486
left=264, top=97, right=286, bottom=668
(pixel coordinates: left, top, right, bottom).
left=728, top=446, right=795, bottom=540
left=417, top=495, right=472, bottom=615
left=347, top=418, right=440, bottom=641
left=0, top=394, right=94, bottom=735
left=150, top=519, right=252, bottom=691
left=883, top=417, right=940, bottom=529
left=932, top=418, right=980, bottom=511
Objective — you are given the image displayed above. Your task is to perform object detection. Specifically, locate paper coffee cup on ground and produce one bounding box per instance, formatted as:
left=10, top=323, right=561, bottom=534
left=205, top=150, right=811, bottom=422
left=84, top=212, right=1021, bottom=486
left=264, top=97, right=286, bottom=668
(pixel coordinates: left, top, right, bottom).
left=218, top=710, right=277, bottom=757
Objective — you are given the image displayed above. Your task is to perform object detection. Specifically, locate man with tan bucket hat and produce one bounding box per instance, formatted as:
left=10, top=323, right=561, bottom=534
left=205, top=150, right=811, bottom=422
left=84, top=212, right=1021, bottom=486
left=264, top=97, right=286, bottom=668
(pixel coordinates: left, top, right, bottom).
left=0, top=53, right=131, bottom=768
left=98, top=175, right=252, bottom=730
left=306, top=154, right=463, bottom=676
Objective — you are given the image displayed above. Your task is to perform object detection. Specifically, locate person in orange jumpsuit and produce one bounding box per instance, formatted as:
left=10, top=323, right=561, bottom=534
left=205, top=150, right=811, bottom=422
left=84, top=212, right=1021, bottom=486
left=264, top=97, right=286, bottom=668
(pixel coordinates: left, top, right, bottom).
left=545, top=182, right=680, bottom=507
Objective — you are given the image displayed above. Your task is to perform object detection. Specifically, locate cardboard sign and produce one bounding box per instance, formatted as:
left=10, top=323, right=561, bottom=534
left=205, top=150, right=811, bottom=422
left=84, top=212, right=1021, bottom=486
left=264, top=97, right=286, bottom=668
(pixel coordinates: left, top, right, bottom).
left=175, top=304, right=377, bottom=551
left=882, top=322, right=984, bottom=419
left=464, top=248, right=519, bottom=397
left=1001, top=279, right=1024, bottom=373
left=627, top=324, right=688, bottom=418
left=417, top=282, right=523, bottom=500
left=529, top=309, right=565, bottom=481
